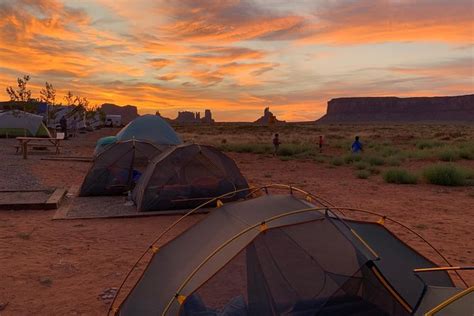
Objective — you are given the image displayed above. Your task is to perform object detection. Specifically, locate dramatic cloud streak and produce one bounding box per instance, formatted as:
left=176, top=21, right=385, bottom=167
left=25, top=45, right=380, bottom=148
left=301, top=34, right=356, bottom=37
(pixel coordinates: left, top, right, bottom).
left=0, top=0, right=472, bottom=121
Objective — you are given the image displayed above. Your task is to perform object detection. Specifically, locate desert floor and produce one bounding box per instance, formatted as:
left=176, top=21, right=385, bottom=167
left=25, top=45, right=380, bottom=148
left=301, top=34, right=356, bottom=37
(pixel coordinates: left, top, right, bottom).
left=0, top=125, right=473, bottom=315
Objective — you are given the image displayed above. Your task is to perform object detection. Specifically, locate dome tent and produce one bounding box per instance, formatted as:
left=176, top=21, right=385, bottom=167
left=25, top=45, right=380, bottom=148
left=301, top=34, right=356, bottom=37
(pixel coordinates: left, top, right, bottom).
left=132, top=144, right=249, bottom=211
left=112, top=186, right=469, bottom=316
left=116, top=115, right=182, bottom=145
left=93, top=135, right=118, bottom=156
left=79, top=139, right=163, bottom=196
left=0, top=110, right=51, bottom=137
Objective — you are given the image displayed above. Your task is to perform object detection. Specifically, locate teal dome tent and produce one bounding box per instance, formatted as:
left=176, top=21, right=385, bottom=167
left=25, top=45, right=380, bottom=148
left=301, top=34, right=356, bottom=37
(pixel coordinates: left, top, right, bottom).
left=116, top=115, right=182, bottom=145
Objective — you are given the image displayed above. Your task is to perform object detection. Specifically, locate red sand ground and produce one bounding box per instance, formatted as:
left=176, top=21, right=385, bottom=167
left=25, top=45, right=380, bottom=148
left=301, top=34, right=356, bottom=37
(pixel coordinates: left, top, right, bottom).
left=0, top=129, right=472, bottom=315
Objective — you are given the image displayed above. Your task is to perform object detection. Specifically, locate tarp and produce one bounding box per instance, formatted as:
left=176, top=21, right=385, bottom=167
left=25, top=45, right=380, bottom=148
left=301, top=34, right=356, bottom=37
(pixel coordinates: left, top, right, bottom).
left=116, top=115, right=182, bottom=145
left=0, top=110, right=51, bottom=137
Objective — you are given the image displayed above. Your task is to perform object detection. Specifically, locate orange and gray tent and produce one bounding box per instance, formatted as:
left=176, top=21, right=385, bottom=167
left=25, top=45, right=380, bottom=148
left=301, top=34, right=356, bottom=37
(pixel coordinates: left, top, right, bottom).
left=79, top=140, right=164, bottom=196
left=132, top=144, right=249, bottom=211
left=114, top=191, right=469, bottom=315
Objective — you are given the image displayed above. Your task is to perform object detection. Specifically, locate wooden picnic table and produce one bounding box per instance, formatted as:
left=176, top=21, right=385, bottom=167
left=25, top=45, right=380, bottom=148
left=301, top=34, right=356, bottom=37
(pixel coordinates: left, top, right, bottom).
left=15, top=137, right=63, bottom=159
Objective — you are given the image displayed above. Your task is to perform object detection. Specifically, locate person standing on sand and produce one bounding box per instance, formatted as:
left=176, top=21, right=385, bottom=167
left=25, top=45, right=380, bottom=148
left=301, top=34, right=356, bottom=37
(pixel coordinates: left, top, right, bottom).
left=60, top=116, right=68, bottom=139
left=318, top=135, right=324, bottom=153
left=272, top=133, right=281, bottom=156
left=71, top=116, right=78, bottom=137
left=351, top=136, right=363, bottom=154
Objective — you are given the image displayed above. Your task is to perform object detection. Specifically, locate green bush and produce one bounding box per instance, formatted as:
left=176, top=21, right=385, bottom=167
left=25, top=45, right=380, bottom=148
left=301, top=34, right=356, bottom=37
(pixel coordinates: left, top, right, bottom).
left=383, top=168, right=418, bottom=184
left=416, top=140, right=442, bottom=150
left=279, top=143, right=314, bottom=157
left=422, top=164, right=473, bottom=186
left=386, top=157, right=401, bottom=166
left=366, top=155, right=385, bottom=166
left=367, top=166, right=381, bottom=175
left=459, top=145, right=474, bottom=160
left=343, top=154, right=362, bottom=164
left=356, top=170, right=371, bottom=179
left=438, top=149, right=460, bottom=162
left=331, top=157, right=344, bottom=166
left=354, top=161, right=368, bottom=170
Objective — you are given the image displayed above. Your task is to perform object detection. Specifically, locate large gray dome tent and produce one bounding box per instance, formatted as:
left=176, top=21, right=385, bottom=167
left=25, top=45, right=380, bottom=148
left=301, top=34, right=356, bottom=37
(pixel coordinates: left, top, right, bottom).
left=79, top=139, right=164, bottom=196
left=132, top=144, right=249, bottom=211
left=112, top=185, right=470, bottom=316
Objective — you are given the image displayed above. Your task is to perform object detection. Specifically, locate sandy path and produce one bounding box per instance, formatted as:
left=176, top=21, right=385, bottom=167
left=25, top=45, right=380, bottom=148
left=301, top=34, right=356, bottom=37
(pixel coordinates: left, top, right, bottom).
left=0, top=130, right=472, bottom=315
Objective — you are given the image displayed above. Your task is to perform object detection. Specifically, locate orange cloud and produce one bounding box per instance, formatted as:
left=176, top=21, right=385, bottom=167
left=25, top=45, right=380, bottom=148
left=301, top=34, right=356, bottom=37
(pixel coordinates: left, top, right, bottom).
left=301, top=0, right=474, bottom=44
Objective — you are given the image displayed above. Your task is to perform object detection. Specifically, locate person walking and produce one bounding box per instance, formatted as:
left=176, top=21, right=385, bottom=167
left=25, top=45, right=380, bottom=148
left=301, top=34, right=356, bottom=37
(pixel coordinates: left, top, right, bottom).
left=71, top=116, right=78, bottom=137
left=318, top=135, right=324, bottom=153
left=272, top=133, right=281, bottom=156
left=351, top=136, right=363, bottom=154
left=60, top=116, right=68, bottom=139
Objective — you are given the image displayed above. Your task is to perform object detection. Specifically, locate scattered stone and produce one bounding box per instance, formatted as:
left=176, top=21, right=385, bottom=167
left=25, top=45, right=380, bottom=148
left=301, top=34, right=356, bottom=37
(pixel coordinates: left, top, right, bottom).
left=0, top=302, right=9, bottom=311
left=98, top=287, right=118, bottom=302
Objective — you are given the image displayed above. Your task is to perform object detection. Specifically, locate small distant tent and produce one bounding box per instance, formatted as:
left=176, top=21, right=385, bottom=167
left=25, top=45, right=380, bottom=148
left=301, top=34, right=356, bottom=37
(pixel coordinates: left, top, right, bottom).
left=133, top=144, right=249, bottom=211
left=116, top=194, right=462, bottom=316
left=116, top=115, right=182, bottom=145
left=0, top=110, right=51, bottom=138
left=79, top=140, right=163, bottom=196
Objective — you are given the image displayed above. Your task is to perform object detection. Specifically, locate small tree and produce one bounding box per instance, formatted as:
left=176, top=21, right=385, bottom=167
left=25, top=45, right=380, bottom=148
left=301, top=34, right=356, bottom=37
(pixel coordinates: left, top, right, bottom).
left=64, top=91, right=75, bottom=106
left=6, top=75, right=32, bottom=102
left=40, top=82, right=56, bottom=124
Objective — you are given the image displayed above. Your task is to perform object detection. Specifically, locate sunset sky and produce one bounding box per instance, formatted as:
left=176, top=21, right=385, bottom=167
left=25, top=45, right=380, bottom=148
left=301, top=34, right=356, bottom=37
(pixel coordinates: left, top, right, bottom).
left=0, top=0, right=473, bottom=121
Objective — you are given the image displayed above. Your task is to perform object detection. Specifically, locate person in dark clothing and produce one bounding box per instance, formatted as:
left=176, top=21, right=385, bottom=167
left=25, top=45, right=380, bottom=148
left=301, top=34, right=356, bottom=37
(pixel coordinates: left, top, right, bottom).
left=60, top=116, right=68, bottom=139
left=272, top=133, right=281, bottom=156
left=351, top=136, right=363, bottom=153
left=318, top=135, right=324, bottom=153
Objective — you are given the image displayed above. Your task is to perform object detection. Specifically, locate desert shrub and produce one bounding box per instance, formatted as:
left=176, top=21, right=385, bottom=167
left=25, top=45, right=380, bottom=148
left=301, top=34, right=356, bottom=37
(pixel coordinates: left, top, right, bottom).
left=365, top=155, right=385, bottom=166
left=313, top=156, right=326, bottom=164
left=331, top=157, right=344, bottom=166
left=416, top=140, right=442, bottom=150
left=437, top=149, right=460, bottom=162
left=379, top=147, right=400, bottom=157
left=367, top=166, right=381, bottom=175
left=386, top=157, right=401, bottom=166
left=422, top=164, right=473, bottom=186
left=278, top=143, right=314, bottom=157
left=354, top=161, right=368, bottom=170
left=458, top=144, right=474, bottom=160
left=218, top=143, right=272, bottom=154
left=383, top=168, right=418, bottom=184
left=343, top=154, right=362, bottom=164
left=356, top=170, right=371, bottom=179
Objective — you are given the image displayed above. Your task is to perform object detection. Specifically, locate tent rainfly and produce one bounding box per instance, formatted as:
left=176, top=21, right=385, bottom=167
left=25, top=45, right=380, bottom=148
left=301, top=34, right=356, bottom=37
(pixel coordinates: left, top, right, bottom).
left=0, top=110, right=51, bottom=137
left=132, top=144, right=249, bottom=212
left=79, top=140, right=163, bottom=196
left=114, top=192, right=470, bottom=316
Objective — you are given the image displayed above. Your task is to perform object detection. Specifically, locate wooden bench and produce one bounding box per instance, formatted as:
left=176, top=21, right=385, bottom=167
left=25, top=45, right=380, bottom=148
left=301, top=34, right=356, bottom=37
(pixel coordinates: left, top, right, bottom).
left=14, top=144, right=63, bottom=154
left=16, top=137, right=63, bottom=159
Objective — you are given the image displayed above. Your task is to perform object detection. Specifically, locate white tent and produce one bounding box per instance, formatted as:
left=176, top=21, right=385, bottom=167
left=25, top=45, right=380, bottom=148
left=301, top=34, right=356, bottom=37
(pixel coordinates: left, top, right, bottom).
left=0, top=110, right=51, bottom=137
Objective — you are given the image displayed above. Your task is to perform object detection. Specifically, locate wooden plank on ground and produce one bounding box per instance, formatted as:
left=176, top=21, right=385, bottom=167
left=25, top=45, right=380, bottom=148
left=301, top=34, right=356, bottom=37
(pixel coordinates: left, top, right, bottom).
left=45, top=188, right=67, bottom=209
left=41, top=157, right=92, bottom=162
left=0, top=188, right=67, bottom=210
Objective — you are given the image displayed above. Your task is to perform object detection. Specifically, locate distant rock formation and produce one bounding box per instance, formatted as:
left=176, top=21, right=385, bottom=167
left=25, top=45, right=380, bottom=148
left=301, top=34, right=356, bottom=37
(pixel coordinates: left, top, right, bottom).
left=170, top=109, right=215, bottom=124
left=317, top=95, right=474, bottom=123
left=100, top=103, right=138, bottom=124
left=254, top=107, right=285, bottom=125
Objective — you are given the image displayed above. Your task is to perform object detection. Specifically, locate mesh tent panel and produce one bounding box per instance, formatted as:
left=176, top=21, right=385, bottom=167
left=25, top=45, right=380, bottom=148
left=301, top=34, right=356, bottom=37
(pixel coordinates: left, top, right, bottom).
left=183, top=219, right=409, bottom=316
left=79, top=141, right=161, bottom=196
left=134, top=144, right=249, bottom=211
